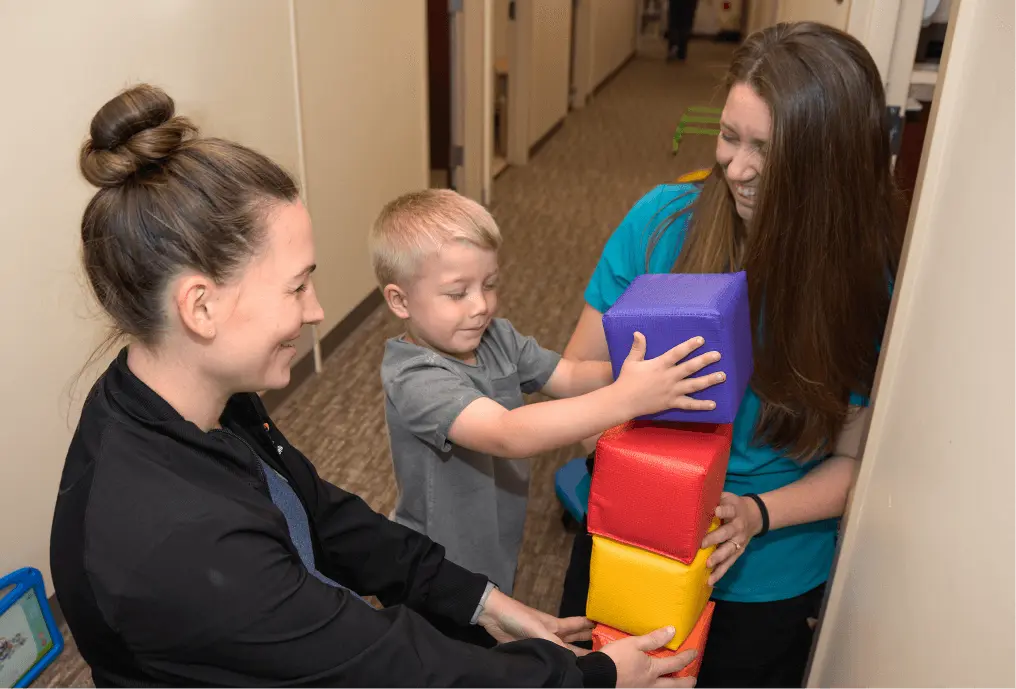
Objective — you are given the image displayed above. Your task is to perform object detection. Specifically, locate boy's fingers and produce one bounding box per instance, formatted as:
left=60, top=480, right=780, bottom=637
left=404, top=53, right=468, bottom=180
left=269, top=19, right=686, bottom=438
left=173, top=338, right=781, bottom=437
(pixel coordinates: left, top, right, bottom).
left=659, top=336, right=706, bottom=365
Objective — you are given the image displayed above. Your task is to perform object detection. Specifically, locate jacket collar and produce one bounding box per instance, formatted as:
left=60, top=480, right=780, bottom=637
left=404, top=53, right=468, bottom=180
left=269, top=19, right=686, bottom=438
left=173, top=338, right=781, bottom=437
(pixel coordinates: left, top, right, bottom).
left=98, top=347, right=280, bottom=497
left=101, top=346, right=271, bottom=455
left=103, top=346, right=265, bottom=428
left=103, top=347, right=187, bottom=426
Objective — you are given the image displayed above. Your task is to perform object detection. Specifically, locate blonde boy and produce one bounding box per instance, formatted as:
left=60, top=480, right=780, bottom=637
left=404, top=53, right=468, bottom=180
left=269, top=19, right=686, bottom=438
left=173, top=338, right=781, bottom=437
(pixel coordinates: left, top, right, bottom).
left=370, top=189, right=721, bottom=594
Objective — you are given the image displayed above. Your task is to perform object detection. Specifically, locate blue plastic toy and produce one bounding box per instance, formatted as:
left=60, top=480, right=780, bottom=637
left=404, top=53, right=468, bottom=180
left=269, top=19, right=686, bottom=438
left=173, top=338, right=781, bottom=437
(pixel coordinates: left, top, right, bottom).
left=0, top=568, right=64, bottom=688
left=555, top=457, right=592, bottom=525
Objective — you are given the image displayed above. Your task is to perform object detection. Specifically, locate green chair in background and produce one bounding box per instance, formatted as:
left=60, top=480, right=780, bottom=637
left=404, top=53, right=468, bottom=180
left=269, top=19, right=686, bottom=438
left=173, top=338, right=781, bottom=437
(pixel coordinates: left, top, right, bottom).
left=672, top=105, right=721, bottom=155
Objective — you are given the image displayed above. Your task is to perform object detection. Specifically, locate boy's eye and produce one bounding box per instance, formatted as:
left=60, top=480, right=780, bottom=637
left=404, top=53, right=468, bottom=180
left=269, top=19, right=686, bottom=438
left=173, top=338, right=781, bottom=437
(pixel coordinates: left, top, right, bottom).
left=483, top=282, right=498, bottom=291
left=720, top=132, right=737, bottom=144
left=447, top=292, right=467, bottom=300
left=293, top=282, right=308, bottom=294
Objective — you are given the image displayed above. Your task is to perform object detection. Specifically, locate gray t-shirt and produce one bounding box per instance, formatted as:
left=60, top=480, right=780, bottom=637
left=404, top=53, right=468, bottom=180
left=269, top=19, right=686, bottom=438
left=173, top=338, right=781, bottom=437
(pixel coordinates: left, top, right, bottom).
left=381, top=318, right=562, bottom=594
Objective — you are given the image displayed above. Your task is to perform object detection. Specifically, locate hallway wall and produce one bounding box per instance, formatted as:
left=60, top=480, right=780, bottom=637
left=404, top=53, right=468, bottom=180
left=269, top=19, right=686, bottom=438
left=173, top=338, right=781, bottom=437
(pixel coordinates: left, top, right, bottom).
left=807, top=0, right=1015, bottom=685
left=589, top=0, right=638, bottom=89
left=529, top=0, right=573, bottom=145
left=494, top=0, right=512, bottom=63
left=0, top=0, right=429, bottom=591
left=293, top=2, right=429, bottom=336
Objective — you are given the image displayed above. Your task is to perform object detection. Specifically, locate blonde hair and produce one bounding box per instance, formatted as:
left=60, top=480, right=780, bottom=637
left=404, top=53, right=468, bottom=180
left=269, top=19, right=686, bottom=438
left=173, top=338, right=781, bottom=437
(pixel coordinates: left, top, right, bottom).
left=370, top=188, right=502, bottom=286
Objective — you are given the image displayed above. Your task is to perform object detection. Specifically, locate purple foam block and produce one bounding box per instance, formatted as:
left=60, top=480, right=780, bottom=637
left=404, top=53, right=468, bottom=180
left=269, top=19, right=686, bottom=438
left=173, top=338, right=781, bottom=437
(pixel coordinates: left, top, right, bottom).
left=602, top=272, right=753, bottom=424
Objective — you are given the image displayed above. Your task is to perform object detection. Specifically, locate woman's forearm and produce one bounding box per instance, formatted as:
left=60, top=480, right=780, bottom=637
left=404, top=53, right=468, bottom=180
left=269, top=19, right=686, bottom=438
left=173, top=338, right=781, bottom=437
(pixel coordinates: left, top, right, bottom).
left=759, top=405, right=870, bottom=531
left=759, top=454, right=859, bottom=531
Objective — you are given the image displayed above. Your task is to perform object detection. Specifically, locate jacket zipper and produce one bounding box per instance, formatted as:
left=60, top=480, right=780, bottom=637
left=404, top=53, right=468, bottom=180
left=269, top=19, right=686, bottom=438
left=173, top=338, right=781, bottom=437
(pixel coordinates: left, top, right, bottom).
left=218, top=426, right=323, bottom=556
left=216, top=427, right=273, bottom=486
left=218, top=421, right=365, bottom=603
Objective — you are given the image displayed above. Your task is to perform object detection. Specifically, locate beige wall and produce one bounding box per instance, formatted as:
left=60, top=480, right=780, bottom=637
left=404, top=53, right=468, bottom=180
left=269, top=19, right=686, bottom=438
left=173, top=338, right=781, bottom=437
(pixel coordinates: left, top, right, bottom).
left=775, top=0, right=851, bottom=28
left=528, top=0, right=573, bottom=146
left=693, top=0, right=746, bottom=34
left=494, top=0, right=512, bottom=63
left=571, top=0, right=637, bottom=109
left=456, top=1, right=492, bottom=203
left=743, top=0, right=853, bottom=32
left=808, top=1, right=1015, bottom=686
left=744, top=0, right=779, bottom=36
left=589, top=0, right=638, bottom=90
left=0, top=0, right=428, bottom=591
left=293, top=1, right=429, bottom=335
left=846, top=0, right=903, bottom=79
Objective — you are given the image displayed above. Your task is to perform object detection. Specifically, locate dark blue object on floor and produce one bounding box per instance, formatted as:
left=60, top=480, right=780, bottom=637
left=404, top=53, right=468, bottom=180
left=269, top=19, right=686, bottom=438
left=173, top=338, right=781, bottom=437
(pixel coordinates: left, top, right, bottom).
left=555, top=457, right=592, bottom=524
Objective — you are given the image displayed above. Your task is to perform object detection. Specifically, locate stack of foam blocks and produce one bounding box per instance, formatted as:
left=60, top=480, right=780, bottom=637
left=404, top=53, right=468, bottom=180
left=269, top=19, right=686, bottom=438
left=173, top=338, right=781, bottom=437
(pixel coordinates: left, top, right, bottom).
left=586, top=272, right=753, bottom=678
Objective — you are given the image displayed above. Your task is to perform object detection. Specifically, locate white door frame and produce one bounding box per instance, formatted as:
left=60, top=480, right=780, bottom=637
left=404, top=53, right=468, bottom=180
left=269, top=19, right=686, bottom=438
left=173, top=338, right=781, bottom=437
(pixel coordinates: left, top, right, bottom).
left=482, top=0, right=493, bottom=203
left=506, top=0, right=532, bottom=165
left=846, top=0, right=930, bottom=167
left=846, top=0, right=904, bottom=79
left=847, top=0, right=931, bottom=111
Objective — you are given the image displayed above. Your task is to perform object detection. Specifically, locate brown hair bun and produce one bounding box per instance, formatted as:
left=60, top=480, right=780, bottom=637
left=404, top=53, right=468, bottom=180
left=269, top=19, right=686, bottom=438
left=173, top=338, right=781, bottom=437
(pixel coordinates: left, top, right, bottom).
left=79, top=84, right=197, bottom=188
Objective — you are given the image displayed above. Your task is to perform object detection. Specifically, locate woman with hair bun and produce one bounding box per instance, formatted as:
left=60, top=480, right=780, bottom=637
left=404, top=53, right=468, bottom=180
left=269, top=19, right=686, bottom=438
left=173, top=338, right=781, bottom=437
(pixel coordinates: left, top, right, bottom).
left=50, top=84, right=693, bottom=688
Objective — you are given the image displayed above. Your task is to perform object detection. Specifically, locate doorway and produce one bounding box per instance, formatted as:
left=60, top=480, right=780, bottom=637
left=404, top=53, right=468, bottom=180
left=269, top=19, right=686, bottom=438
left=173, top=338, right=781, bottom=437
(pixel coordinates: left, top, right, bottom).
left=492, top=0, right=512, bottom=177
left=427, top=0, right=452, bottom=189
left=427, top=0, right=496, bottom=202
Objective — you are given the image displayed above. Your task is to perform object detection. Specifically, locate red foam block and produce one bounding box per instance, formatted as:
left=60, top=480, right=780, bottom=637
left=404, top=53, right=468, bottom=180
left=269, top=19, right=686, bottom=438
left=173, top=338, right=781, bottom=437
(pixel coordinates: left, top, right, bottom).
left=588, top=421, right=732, bottom=564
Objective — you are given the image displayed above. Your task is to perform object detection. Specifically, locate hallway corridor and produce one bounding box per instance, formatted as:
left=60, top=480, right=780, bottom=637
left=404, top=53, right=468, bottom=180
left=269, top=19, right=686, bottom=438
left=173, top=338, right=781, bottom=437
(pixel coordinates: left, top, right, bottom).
left=40, top=42, right=733, bottom=687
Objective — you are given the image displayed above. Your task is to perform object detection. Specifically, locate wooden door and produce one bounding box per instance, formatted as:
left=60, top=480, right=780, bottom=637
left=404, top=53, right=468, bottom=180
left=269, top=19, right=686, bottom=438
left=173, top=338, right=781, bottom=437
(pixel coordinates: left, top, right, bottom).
left=427, top=0, right=451, bottom=173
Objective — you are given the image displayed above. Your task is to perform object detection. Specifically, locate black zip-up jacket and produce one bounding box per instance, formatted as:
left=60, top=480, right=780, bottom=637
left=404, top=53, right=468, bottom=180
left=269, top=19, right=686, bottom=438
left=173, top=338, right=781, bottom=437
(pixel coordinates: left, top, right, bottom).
left=50, top=349, right=616, bottom=687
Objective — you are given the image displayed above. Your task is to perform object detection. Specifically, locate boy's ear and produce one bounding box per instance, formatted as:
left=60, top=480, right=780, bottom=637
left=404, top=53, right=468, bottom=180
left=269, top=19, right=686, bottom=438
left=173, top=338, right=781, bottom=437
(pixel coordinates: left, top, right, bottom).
left=382, top=283, right=411, bottom=320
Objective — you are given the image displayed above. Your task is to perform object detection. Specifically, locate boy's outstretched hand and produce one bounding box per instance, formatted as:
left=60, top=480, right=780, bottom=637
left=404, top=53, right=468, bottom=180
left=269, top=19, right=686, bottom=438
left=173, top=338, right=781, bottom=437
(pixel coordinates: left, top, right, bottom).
left=615, top=332, right=724, bottom=418
left=449, top=333, right=724, bottom=459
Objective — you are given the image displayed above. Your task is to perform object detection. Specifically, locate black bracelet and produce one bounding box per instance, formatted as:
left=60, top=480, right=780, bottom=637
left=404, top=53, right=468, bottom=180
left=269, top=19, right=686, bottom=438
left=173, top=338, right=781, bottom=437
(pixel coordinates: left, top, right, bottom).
left=743, top=493, right=770, bottom=538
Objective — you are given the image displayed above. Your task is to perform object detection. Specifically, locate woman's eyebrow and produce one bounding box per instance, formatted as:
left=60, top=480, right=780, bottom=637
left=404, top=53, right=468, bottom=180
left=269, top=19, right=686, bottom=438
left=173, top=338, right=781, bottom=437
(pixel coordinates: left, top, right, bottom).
left=293, top=264, right=316, bottom=280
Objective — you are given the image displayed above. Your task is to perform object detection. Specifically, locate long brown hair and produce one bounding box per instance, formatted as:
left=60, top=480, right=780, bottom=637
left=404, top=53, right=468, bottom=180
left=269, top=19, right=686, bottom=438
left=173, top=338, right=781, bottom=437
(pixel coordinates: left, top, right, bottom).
left=661, top=23, right=906, bottom=459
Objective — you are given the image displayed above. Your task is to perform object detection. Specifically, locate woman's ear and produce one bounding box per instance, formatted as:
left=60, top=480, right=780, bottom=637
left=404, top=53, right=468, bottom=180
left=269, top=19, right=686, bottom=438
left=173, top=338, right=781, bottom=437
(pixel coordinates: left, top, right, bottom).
left=383, top=283, right=411, bottom=321
left=174, top=274, right=217, bottom=340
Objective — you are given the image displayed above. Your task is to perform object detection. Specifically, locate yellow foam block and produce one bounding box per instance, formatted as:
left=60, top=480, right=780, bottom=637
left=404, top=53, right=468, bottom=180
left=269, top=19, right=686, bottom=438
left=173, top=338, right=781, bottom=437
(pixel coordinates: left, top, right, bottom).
left=586, top=525, right=717, bottom=650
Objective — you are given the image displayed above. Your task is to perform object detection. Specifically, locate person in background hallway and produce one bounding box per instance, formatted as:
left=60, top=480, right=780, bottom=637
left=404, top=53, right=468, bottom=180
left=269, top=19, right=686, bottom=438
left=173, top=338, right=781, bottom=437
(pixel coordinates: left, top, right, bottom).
left=49, top=84, right=697, bottom=687
left=667, top=0, right=700, bottom=61
left=559, top=22, right=906, bottom=688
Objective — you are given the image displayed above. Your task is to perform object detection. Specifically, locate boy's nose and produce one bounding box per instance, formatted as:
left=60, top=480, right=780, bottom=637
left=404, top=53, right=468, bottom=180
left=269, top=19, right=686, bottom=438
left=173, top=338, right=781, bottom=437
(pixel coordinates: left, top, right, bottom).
left=468, top=291, right=495, bottom=317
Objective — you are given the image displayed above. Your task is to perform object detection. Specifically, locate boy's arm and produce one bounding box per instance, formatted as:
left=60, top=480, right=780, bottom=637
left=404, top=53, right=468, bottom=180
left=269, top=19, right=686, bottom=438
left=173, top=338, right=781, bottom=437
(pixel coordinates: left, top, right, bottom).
left=448, top=386, right=638, bottom=459
left=452, top=332, right=722, bottom=458
left=387, top=351, right=629, bottom=459
left=540, top=358, right=614, bottom=399
left=389, top=332, right=720, bottom=461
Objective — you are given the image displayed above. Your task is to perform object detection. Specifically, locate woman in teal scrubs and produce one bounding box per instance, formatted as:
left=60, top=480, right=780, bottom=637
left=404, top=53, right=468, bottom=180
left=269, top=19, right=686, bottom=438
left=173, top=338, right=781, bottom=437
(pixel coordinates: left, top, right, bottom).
left=560, top=22, right=906, bottom=688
